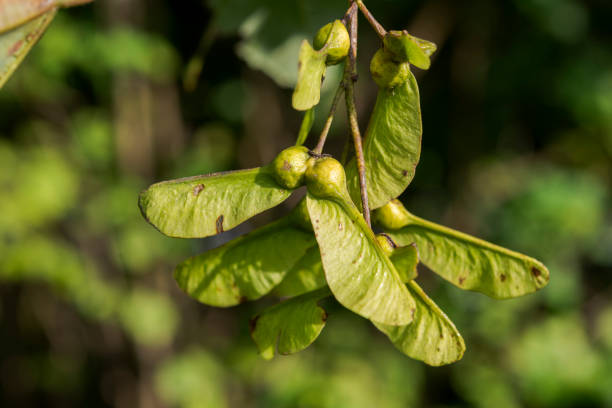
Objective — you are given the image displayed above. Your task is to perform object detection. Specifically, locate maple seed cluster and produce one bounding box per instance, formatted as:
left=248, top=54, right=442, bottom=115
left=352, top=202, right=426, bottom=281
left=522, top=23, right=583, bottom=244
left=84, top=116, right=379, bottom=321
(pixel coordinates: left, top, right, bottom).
left=138, top=2, right=550, bottom=367
left=272, top=146, right=347, bottom=200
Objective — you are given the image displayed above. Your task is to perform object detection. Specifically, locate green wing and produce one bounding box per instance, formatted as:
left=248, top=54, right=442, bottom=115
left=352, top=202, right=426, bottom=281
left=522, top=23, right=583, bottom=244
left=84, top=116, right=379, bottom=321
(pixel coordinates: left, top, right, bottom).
left=380, top=202, right=550, bottom=299
left=174, top=218, right=314, bottom=307
left=375, top=281, right=465, bottom=366
left=274, top=244, right=327, bottom=297
left=307, top=192, right=415, bottom=326
left=0, top=10, right=56, bottom=88
left=250, top=288, right=331, bottom=359
left=346, top=76, right=422, bottom=210
left=292, top=40, right=326, bottom=111
left=139, top=166, right=292, bottom=238
left=383, top=30, right=437, bottom=70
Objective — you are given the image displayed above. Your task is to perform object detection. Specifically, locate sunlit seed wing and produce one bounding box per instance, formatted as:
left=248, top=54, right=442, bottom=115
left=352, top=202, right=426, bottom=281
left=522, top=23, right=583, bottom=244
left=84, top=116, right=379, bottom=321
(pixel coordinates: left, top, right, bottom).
left=346, top=75, right=422, bottom=210
left=0, top=10, right=56, bottom=88
left=139, top=166, right=292, bottom=238
left=250, top=287, right=331, bottom=360
left=390, top=243, right=419, bottom=282
left=292, top=40, right=326, bottom=111
left=382, top=204, right=550, bottom=299
left=174, top=218, right=314, bottom=307
left=307, top=193, right=415, bottom=326
left=274, top=244, right=327, bottom=297
left=275, top=239, right=418, bottom=297
left=374, top=281, right=465, bottom=366
left=269, top=235, right=463, bottom=365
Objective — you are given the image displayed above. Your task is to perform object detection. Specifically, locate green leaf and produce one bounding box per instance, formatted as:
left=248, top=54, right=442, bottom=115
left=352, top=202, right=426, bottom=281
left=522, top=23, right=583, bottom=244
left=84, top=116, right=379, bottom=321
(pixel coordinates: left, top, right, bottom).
left=390, top=243, right=419, bottom=282
left=346, top=76, right=422, bottom=210
left=250, top=288, right=331, bottom=359
left=379, top=201, right=550, bottom=299
left=306, top=193, right=415, bottom=326
left=383, top=30, right=437, bottom=70
left=274, top=244, right=327, bottom=297
left=174, top=218, right=314, bottom=307
left=0, top=10, right=56, bottom=89
left=295, top=108, right=315, bottom=146
left=292, top=40, right=327, bottom=111
left=375, top=281, right=465, bottom=366
left=139, top=166, right=291, bottom=238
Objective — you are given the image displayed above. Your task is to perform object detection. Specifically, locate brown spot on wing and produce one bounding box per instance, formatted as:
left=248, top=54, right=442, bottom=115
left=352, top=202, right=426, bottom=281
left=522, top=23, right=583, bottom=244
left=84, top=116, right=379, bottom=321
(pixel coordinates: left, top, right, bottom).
left=193, top=184, right=205, bottom=196
left=215, top=215, right=224, bottom=234
left=458, top=276, right=466, bottom=285
left=8, top=40, right=23, bottom=56
left=282, top=160, right=291, bottom=170
left=402, top=170, right=409, bottom=177
left=500, top=274, right=506, bottom=282
left=531, top=266, right=541, bottom=278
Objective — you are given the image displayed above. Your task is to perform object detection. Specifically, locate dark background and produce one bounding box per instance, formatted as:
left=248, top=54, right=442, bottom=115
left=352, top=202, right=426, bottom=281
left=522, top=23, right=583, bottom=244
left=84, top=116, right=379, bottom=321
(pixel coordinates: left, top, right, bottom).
left=1, top=0, right=611, bottom=407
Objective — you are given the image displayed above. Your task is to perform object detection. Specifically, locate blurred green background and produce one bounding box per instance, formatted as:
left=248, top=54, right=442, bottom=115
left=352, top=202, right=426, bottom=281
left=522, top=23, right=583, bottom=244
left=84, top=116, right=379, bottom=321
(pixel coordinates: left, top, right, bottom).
left=1, top=0, right=611, bottom=407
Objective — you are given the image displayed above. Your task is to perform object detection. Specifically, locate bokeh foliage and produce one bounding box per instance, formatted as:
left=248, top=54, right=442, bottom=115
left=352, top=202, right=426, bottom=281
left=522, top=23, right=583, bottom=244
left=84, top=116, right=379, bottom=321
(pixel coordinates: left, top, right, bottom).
left=0, top=0, right=611, bottom=407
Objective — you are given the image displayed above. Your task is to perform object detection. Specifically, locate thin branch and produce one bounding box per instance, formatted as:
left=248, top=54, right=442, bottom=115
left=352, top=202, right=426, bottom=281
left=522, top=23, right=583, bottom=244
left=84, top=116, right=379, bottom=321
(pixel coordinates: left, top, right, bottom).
left=313, top=84, right=344, bottom=154
left=356, top=0, right=387, bottom=39
left=344, top=1, right=371, bottom=227
left=341, top=2, right=357, bottom=26
left=340, top=137, right=353, bottom=165
left=182, top=20, right=217, bottom=92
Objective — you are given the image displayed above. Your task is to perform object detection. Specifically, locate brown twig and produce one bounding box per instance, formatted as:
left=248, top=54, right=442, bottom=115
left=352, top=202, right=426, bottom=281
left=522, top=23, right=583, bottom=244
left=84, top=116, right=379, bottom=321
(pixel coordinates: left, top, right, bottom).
left=313, top=84, right=344, bottom=154
left=344, top=1, right=371, bottom=227
left=356, top=0, right=387, bottom=39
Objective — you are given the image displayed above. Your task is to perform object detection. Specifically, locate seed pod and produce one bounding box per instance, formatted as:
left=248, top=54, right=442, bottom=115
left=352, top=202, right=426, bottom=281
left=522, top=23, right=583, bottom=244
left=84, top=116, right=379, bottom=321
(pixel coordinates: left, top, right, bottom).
left=313, top=20, right=350, bottom=65
left=272, top=146, right=311, bottom=189
left=383, top=30, right=437, bottom=70
left=304, top=156, right=347, bottom=199
left=375, top=199, right=411, bottom=230
left=376, top=233, right=397, bottom=256
left=370, top=48, right=410, bottom=89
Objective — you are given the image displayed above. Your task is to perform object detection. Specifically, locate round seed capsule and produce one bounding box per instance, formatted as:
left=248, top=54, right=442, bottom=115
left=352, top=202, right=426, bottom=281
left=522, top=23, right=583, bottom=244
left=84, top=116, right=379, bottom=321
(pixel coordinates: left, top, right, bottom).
left=370, top=48, right=410, bottom=89
left=272, top=146, right=311, bottom=189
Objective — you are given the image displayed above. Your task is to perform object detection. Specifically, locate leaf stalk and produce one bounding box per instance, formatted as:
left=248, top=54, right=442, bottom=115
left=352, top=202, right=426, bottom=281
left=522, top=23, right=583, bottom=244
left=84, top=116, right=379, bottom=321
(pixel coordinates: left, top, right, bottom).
left=344, top=1, right=371, bottom=227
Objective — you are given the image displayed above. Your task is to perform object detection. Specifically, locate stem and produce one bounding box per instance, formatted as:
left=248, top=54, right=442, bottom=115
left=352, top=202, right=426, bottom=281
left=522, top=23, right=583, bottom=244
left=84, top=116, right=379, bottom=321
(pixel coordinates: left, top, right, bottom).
left=182, top=20, right=216, bottom=92
left=344, top=1, right=371, bottom=227
left=340, top=137, right=352, bottom=165
left=313, top=84, right=344, bottom=154
left=356, top=0, right=387, bottom=39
